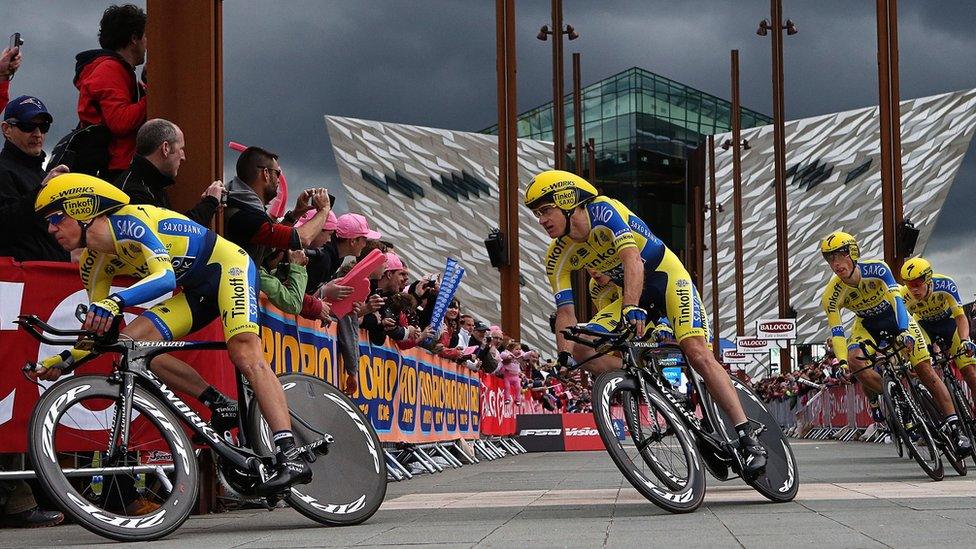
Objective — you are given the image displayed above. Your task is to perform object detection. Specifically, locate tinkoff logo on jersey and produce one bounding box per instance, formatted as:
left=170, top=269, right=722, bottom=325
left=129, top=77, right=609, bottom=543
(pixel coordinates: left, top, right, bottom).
left=63, top=196, right=96, bottom=218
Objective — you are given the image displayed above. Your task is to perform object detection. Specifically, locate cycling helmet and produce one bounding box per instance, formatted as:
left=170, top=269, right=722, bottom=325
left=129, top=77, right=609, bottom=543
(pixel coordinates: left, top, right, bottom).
left=35, top=173, right=129, bottom=221
left=901, top=257, right=933, bottom=284
left=524, top=170, right=598, bottom=211
left=820, top=231, right=860, bottom=262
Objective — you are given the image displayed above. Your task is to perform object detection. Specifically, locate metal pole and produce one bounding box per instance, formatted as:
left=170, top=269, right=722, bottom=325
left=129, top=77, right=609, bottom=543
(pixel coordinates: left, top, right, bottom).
left=496, top=0, right=520, bottom=339
left=876, top=0, right=904, bottom=273
left=551, top=0, right=566, bottom=170
left=572, top=52, right=583, bottom=174
left=587, top=138, right=595, bottom=182
left=731, top=49, right=746, bottom=337
left=708, top=135, right=721, bottom=361
left=770, top=0, right=792, bottom=373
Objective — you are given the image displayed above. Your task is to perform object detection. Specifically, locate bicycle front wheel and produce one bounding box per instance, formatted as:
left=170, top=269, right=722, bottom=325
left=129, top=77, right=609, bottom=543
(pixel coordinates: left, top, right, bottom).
left=912, top=380, right=966, bottom=476
left=883, top=375, right=943, bottom=481
left=592, top=370, right=705, bottom=513
left=949, top=377, right=976, bottom=466
left=28, top=375, right=198, bottom=542
left=249, top=373, right=387, bottom=526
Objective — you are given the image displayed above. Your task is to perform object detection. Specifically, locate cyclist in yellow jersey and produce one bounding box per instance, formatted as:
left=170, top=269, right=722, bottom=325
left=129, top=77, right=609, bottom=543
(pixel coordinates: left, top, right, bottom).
left=819, top=232, right=971, bottom=456
left=900, top=257, right=976, bottom=396
left=527, top=170, right=767, bottom=476
left=31, top=173, right=313, bottom=494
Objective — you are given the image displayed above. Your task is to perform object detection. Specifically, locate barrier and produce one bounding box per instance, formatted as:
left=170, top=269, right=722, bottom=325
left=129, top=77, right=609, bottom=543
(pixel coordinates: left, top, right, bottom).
left=515, top=413, right=604, bottom=452
left=792, top=384, right=878, bottom=440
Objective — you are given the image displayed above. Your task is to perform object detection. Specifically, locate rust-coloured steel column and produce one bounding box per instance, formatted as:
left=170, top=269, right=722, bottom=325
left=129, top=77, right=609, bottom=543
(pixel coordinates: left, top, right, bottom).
left=550, top=0, right=565, bottom=170
left=731, top=50, right=746, bottom=337
left=496, top=0, right=520, bottom=339
left=572, top=53, right=583, bottom=173
left=145, top=0, right=222, bottom=218
left=769, top=0, right=792, bottom=373
left=587, top=138, right=595, bottom=182
left=877, top=0, right=905, bottom=274
left=708, top=136, right=721, bottom=361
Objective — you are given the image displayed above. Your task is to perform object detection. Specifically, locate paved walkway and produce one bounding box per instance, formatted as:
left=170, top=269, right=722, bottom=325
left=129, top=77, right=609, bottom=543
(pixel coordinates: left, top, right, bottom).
left=5, top=440, right=976, bottom=548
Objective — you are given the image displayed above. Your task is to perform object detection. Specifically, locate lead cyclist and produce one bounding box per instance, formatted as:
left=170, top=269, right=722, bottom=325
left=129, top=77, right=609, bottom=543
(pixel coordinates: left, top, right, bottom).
left=526, top=169, right=767, bottom=477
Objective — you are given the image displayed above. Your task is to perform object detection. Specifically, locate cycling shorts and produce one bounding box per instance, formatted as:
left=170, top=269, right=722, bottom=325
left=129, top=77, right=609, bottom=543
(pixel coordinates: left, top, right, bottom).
left=585, top=248, right=709, bottom=343
left=848, top=314, right=929, bottom=367
left=918, top=321, right=976, bottom=370
left=143, top=240, right=259, bottom=342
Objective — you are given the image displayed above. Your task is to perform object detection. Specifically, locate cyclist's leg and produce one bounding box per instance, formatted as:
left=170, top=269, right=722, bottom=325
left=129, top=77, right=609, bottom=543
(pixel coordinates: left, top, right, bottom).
left=226, top=332, right=289, bottom=432
left=575, top=299, right=626, bottom=375
left=848, top=319, right=883, bottom=395
left=655, top=249, right=747, bottom=425
left=947, top=330, right=976, bottom=398
left=123, top=293, right=211, bottom=398
left=907, top=319, right=955, bottom=417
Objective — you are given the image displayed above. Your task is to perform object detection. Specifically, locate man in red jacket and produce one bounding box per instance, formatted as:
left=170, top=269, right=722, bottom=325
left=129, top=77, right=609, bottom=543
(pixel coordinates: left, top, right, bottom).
left=74, top=4, right=148, bottom=180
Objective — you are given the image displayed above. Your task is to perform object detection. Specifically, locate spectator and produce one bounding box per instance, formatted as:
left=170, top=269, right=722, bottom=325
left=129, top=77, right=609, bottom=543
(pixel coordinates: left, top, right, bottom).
left=499, top=341, right=524, bottom=404
left=0, top=454, right=63, bottom=528
left=224, top=146, right=330, bottom=266
left=115, top=118, right=223, bottom=225
left=305, top=213, right=379, bottom=295
left=470, top=321, right=499, bottom=374
left=0, top=96, right=69, bottom=261
left=74, top=3, right=149, bottom=179
left=0, top=45, right=23, bottom=112
left=362, top=252, right=414, bottom=346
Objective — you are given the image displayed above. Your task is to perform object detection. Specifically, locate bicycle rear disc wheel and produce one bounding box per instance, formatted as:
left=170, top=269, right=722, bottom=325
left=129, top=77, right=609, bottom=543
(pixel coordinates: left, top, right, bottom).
left=882, top=394, right=905, bottom=458
left=28, top=375, right=197, bottom=542
left=707, top=377, right=799, bottom=502
left=884, top=376, right=943, bottom=481
left=249, top=373, right=387, bottom=526
left=592, top=370, right=705, bottom=513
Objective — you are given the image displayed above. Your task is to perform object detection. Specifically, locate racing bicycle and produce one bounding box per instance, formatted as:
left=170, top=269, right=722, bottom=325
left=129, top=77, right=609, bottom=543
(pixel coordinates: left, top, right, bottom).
left=562, top=325, right=798, bottom=514
left=860, top=339, right=944, bottom=480
left=930, top=339, right=976, bottom=467
left=18, top=310, right=387, bottom=541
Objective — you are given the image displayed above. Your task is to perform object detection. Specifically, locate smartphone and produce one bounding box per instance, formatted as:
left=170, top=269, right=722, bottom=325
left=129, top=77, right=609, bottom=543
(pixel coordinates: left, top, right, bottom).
left=9, top=33, right=23, bottom=50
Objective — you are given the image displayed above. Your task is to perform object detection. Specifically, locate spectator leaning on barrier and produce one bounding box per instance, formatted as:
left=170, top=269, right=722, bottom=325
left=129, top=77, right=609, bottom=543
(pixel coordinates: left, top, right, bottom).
left=74, top=4, right=148, bottom=179
left=362, top=252, right=412, bottom=346
left=305, top=212, right=379, bottom=296
left=115, top=118, right=223, bottom=226
left=0, top=96, right=69, bottom=262
left=0, top=45, right=23, bottom=112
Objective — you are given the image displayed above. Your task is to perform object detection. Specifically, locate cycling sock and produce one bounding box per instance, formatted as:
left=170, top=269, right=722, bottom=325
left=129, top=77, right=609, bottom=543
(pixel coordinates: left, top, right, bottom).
left=198, top=386, right=221, bottom=408
left=943, top=414, right=959, bottom=428
left=273, top=430, right=296, bottom=453
left=735, top=421, right=754, bottom=439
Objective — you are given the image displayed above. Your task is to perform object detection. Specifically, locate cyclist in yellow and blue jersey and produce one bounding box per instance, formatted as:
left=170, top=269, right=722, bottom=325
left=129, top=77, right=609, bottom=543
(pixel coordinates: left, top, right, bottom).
left=819, top=231, right=971, bottom=456
left=30, top=173, right=313, bottom=494
left=528, top=169, right=766, bottom=477
left=900, top=257, right=976, bottom=396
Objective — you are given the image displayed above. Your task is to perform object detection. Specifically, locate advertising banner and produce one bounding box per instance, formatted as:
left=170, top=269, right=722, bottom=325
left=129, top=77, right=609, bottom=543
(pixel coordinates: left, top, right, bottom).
left=755, top=318, right=797, bottom=340
left=515, top=414, right=564, bottom=452
left=736, top=336, right=773, bottom=354
left=722, top=349, right=751, bottom=364
left=561, top=413, right=604, bottom=451
left=478, top=372, right=517, bottom=436
left=0, top=259, right=235, bottom=452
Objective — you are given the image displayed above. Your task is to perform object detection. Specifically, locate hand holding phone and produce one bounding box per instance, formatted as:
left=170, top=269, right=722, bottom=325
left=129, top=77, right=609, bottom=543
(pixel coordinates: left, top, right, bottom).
left=4, top=33, right=23, bottom=81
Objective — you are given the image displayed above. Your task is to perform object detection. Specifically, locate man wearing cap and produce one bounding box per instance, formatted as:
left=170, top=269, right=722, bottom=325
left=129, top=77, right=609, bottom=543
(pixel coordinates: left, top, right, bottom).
left=224, top=146, right=331, bottom=266
left=362, top=252, right=413, bottom=346
left=114, top=118, right=224, bottom=226
left=304, top=212, right=382, bottom=296
left=0, top=95, right=69, bottom=262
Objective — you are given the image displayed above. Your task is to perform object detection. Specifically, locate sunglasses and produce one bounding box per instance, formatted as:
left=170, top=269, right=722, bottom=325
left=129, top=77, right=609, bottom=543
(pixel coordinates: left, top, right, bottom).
left=45, top=212, right=66, bottom=225
left=258, top=165, right=282, bottom=180
left=7, top=119, right=51, bottom=134
left=906, top=279, right=927, bottom=289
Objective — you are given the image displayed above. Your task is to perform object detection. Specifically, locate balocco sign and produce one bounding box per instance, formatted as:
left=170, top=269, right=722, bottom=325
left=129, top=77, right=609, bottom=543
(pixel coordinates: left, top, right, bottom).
left=755, top=318, right=796, bottom=340
left=736, top=337, right=771, bottom=354
left=722, top=349, right=751, bottom=364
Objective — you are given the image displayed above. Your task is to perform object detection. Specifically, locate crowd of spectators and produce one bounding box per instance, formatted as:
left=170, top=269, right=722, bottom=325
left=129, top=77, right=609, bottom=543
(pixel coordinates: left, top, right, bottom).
left=750, top=347, right=852, bottom=404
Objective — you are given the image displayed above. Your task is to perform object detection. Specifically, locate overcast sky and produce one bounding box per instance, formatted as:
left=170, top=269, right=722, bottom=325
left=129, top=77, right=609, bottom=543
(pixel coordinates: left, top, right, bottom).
left=4, top=0, right=975, bottom=292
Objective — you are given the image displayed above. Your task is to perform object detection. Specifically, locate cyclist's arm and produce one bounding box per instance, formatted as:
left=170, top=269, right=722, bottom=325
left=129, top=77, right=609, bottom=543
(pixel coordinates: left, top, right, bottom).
left=546, top=238, right=576, bottom=353
left=554, top=305, right=577, bottom=354
left=876, top=263, right=910, bottom=331
left=942, top=280, right=970, bottom=341
left=821, top=284, right=849, bottom=363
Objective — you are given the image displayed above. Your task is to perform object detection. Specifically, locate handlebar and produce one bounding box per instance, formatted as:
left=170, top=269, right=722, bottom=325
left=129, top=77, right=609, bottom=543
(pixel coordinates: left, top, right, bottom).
left=16, top=312, right=123, bottom=376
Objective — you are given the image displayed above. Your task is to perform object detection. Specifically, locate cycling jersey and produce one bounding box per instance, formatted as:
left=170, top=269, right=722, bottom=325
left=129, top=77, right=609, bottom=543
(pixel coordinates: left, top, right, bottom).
left=821, top=259, right=928, bottom=366
left=588, top=277, right=619, bottom=312
left=900, top=276, right=975, bottom=369
left=81, top=204, right=259, bottom=341
left=543, top=196, right=707, bottom=342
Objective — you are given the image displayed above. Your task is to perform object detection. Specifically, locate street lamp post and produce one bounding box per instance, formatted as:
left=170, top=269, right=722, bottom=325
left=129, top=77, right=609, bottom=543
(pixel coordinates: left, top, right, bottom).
left=537, top=0, right=578, bottom=170
left=758, top=0, right=797, bottom=373
left=876, top=0, right=905, bottom=274
left=496, top=0, right=520, bottom=340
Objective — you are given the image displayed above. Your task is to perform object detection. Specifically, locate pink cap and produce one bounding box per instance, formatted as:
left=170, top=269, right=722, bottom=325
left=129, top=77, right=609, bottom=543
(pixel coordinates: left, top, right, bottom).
left=384, top=252, right=404, bottom=272
left=336, top=213, right=382, bottom=239
left=294, top=210, right=339, bottom=231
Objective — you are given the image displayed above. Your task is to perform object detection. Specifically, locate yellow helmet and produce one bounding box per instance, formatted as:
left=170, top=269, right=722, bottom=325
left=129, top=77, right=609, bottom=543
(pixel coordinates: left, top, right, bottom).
left=524, top=170, right=598, bottom=211
left=820, top=231, right=860, bottom=261
left=35, top=173, right=129, bottom=222
left=901, top=257, right=933, bottom=283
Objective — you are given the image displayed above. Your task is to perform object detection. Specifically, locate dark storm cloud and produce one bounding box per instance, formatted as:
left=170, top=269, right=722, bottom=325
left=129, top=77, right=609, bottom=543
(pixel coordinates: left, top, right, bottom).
left=4, top=1, right=974, bottom=260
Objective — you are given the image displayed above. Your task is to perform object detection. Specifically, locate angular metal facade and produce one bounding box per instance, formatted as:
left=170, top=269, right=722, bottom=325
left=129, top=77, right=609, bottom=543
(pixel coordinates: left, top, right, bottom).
left=325, top=116, right=556, bottom=351
left=704, top=89, right=976, bottom=345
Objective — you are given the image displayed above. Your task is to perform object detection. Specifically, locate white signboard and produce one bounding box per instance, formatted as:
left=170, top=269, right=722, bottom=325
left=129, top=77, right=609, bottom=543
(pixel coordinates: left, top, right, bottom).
left=722, top=349, right=751, bottom=364
left=755, top=318, right=796, bottom=340
left=736, top=336, right=772, bottom=354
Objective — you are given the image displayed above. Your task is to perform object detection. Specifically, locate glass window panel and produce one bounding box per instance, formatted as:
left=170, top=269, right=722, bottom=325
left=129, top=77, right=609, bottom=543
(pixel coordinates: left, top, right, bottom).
left=602, top=118, right=618, bottom=142
left=583, top=97, right=600, bottom=124
left=602, top=96, right=616, bottom=119
left=584, top=121, right=601, bottom=143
